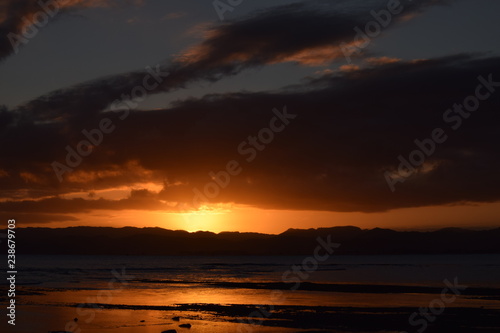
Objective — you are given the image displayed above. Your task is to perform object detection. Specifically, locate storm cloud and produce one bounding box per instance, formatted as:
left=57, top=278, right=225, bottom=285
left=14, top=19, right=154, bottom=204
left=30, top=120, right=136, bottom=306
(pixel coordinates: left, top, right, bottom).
left=2, top=0, right=498, bottom=223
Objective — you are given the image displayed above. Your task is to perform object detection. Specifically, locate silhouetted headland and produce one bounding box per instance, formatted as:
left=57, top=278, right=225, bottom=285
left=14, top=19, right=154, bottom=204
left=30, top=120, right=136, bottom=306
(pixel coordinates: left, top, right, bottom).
left=4, top=226, right=500, bottom=255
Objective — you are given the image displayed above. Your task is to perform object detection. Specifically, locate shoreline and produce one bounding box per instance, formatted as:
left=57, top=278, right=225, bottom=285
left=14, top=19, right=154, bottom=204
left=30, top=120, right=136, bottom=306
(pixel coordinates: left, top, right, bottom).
left=7, top=302, right=500, bottom=333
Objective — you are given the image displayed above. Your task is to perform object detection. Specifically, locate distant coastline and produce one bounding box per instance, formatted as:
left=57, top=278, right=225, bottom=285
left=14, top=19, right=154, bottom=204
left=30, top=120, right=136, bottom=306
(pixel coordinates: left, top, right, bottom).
left=3, top=225, right=500, bottom=255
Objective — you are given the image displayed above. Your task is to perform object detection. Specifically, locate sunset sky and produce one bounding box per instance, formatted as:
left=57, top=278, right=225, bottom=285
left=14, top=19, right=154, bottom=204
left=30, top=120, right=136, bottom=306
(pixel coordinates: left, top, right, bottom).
left=1, top=0, right=499, bottom=233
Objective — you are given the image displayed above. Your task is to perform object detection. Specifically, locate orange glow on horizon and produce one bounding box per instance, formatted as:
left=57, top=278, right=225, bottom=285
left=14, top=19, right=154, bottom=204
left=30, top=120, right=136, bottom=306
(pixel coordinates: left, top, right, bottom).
left=175, top=205, right=232, bottom=232
left=18, top=202, right=500, bottom=234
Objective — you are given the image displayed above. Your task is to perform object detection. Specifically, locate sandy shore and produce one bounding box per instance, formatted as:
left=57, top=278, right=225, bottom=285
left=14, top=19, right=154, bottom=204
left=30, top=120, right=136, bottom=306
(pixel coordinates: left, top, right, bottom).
left=3, top=280, right=500, bottom=332
left=3, top=302, right=499, bottom=333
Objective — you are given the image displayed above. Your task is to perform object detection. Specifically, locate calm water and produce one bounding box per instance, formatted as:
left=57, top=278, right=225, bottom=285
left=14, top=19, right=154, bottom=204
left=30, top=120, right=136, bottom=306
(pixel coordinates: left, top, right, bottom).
left=15, top=254, right=500, bottom=288
left=2, top=254, right=499, bottom=332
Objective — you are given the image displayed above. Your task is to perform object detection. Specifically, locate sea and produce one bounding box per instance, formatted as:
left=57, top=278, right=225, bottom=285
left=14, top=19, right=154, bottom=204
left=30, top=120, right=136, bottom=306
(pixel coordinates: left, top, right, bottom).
left=2, top=254, right=500, bottom=332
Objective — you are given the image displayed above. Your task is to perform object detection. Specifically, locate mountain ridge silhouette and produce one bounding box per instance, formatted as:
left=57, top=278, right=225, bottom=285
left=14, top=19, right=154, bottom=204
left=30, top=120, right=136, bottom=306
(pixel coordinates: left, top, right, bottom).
left=3, top=226, right=500, bottom=255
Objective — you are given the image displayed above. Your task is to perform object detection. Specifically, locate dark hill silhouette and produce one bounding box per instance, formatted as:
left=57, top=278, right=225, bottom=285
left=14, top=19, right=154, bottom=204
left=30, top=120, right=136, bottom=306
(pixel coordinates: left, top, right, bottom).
left=2, top=226, right=500, bottom=255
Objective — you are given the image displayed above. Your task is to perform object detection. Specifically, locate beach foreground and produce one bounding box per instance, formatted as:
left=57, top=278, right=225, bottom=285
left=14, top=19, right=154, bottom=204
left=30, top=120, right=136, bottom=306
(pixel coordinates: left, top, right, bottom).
left=3, top=302, right=500, bottom=333
left=2, top=254, right=500, bottom=332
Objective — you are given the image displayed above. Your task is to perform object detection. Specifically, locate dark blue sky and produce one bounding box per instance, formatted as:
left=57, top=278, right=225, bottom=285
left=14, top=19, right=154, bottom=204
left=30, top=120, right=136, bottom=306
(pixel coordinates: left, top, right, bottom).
left=1, top=0, right=499, bottom=110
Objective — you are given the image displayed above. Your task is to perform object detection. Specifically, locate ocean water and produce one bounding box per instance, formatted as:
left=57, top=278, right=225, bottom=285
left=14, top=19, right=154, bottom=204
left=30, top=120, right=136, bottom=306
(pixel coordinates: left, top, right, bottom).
left=3, top=254, right=500, bottom=332
left=15, top=254, right=500, bottom=288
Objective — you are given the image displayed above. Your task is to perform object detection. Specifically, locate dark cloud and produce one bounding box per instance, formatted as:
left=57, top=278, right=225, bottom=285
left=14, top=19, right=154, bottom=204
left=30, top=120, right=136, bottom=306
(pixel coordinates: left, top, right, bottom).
left=3, top=212, right=79, bottom=223
left=3, top=0, right=498, bottom=220
left=176, top=0, right=448, bottom=67
left=16, top=0, right=449, bottom=125
left=0, top=188, right=167, bottom=214
left=1, top=54, right=500, bottom=216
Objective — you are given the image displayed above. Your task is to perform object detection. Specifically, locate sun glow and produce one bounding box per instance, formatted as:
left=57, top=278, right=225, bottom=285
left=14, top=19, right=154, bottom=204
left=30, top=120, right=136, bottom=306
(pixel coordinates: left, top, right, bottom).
left=176, top=205, right=231, bottom=232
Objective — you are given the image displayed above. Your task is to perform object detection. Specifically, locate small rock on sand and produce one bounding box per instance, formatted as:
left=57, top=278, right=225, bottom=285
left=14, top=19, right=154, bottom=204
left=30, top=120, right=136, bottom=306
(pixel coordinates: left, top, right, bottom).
left=179, top=323, right=192, bottom=328
left=161, top=330, right=177, bottom=333
left=172, top=316, right=180, bottom=321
